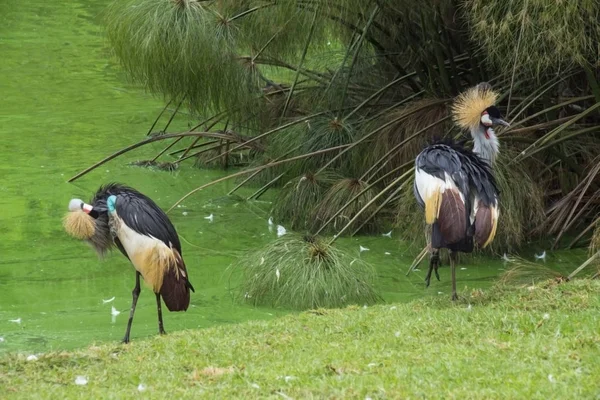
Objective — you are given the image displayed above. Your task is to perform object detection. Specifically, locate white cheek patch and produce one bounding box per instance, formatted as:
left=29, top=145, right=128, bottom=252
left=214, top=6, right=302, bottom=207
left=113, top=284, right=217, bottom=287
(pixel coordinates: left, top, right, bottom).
left=481, top=112, right=492, bottom=127
left=68, top=198, right=84, bottom=212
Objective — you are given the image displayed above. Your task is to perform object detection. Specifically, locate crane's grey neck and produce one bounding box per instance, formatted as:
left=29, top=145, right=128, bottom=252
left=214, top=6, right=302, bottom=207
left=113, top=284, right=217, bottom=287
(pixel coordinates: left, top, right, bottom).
left=471, top=125, right=499, bottom=164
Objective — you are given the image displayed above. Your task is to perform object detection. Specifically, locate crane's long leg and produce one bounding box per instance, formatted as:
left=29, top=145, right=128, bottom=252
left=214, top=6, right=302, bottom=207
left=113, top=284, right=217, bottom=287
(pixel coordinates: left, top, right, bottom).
left=122, top=271, right=141, bottom=344
left=450, top=250, right=458, bottom=301
left=155, top=293, right=166, bottom=335
left=425, top=248, right=441, bottom=288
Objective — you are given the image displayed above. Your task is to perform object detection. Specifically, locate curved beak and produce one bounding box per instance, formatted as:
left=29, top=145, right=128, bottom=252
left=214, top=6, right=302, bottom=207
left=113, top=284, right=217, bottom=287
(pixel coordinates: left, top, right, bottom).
left=492, top=117, right=510, bottom=127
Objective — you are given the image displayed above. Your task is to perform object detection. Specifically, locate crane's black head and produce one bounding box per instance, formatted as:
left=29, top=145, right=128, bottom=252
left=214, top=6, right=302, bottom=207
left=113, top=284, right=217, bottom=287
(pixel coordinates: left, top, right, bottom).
left=481, top=106, right=509, bottom=128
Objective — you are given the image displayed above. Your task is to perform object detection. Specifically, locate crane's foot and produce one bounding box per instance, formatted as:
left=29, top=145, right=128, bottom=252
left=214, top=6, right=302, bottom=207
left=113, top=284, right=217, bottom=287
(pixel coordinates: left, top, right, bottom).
left=425, top=252, right=440, bottom=288
left=121, top=336, right=130, bottom=344
left=451, top=292, right=459, bottom=301
left=159, top=327, right=167, bottom=336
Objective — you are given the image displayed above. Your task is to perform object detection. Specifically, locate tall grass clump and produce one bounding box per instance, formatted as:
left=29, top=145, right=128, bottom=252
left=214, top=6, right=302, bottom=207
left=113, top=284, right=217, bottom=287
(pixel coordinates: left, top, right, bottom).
left=464, top=0, right=600, bottom=78
left=497, top=256, right=567, bottom=287
left=588, top=222, right=600, bottom=274
left=236, top=234, right=380, bottom=310
left=105, top=0, right=262, bottom=118
left=271, top=171, right=339, bottom=231
left=592, top=223, right=600, bottom=255
left=312, top=178, right=381, bottom=234
left=490, top=149, right=546, bottom=252
left=362, top=99, right=450, bottom=180
left=395, top=175, right=425, bottom=248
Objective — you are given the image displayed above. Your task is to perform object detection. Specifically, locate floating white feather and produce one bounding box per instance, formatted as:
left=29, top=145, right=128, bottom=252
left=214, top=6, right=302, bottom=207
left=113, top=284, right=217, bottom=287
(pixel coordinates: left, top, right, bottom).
left=277, top=225, right=287, bottom=237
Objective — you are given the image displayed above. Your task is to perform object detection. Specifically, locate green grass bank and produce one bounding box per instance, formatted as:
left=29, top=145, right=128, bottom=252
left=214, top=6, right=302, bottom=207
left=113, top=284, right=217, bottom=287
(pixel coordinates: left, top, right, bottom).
left=2, top=280, right=599, bottom=399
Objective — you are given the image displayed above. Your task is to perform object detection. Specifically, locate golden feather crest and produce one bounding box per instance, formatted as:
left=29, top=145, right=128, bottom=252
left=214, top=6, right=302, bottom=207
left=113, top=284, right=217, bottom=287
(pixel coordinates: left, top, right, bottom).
left=451, top=83, right=499, bottom=130
left=63, top=210, right=96, bottom=240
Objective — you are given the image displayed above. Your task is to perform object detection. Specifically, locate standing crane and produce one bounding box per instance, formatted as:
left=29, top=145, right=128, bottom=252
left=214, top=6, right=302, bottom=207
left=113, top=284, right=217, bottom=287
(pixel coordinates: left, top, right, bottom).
left=63, top=183, right=195, bottom=343
left=413, top=82, right=509, bottom=300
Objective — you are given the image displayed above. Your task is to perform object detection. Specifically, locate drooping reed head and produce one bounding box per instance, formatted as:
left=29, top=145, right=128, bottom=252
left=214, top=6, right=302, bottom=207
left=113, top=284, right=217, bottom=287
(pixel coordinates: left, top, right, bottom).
left=235, top=233, right=380, bottom=310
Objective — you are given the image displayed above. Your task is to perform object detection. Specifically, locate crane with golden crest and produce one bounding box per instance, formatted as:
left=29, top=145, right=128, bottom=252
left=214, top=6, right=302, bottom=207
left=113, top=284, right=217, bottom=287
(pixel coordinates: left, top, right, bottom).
left=413, top=82, right=509, bottom=301
left=63, top=183, right=194, bottom=343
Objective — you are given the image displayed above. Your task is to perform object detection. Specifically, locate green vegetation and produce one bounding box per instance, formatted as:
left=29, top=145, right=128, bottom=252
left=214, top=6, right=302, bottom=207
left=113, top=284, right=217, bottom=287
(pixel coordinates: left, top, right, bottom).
left=2, top=280, right=599, bottom=399
left=233, top=233, right=380, bottom=309
left=465, top=0, right=600, bottom=77
left=90, top=0, right=599, bottom=271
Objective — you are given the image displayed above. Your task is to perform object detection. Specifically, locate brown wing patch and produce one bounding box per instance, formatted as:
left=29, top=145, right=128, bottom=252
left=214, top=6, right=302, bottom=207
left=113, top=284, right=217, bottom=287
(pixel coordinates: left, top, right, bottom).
left=160, top=248, right=192, bottom=312
left=437, top=189, right=467, bottom=244
left=474, top=203, right=499, bottom=248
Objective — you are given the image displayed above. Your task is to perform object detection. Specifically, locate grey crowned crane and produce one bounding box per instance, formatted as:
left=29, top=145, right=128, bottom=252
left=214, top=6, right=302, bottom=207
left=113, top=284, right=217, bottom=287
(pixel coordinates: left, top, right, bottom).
left=63, top=183, right=195, bottom=343
left=413, top=82, right=509, bottom=300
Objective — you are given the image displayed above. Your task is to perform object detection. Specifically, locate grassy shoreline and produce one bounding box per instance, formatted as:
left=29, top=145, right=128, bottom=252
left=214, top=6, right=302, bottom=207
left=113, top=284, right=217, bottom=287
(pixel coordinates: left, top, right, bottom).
left=2, top=280, right=599, bottom=399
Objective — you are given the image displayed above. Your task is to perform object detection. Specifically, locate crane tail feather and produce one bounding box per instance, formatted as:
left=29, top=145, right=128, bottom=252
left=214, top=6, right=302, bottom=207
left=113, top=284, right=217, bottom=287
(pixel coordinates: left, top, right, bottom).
left=159, top=249, right=193, bottom=312
left=474, top=204, right=499, bottom=248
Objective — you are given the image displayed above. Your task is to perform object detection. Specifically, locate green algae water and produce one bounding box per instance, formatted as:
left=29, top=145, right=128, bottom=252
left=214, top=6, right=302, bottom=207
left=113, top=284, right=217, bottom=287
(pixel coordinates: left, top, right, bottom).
left=0, top=1, right=585, bottom=355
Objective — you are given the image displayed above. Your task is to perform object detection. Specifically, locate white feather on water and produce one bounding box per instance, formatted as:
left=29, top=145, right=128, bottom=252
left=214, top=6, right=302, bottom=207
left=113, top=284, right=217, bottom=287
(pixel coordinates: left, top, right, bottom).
left=102, top=297, right=115, bottom=304
left=382, top=231, right=392, bottom=238
left=111, top=306, right=120, bottom=324
left=277, top=225, right=287, bottom=237
left=204, top=213, right=214, bottom=222
left=359, top=245, right=369, bottom=253
left=535, top=251, right=546, bottom=262
left=9, top=318, right=21, bottom=324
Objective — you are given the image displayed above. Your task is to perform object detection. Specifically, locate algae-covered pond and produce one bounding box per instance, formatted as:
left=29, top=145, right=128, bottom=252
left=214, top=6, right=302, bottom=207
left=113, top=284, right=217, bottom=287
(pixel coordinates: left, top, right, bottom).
left=0, top=0, right=581, bottom=354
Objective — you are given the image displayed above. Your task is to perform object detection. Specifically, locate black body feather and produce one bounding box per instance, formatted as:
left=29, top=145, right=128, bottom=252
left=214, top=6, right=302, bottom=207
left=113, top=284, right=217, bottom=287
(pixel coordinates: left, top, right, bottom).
left=89, top=183, right=195, bottom=295
left=414, top=138, right=499, bottom=252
